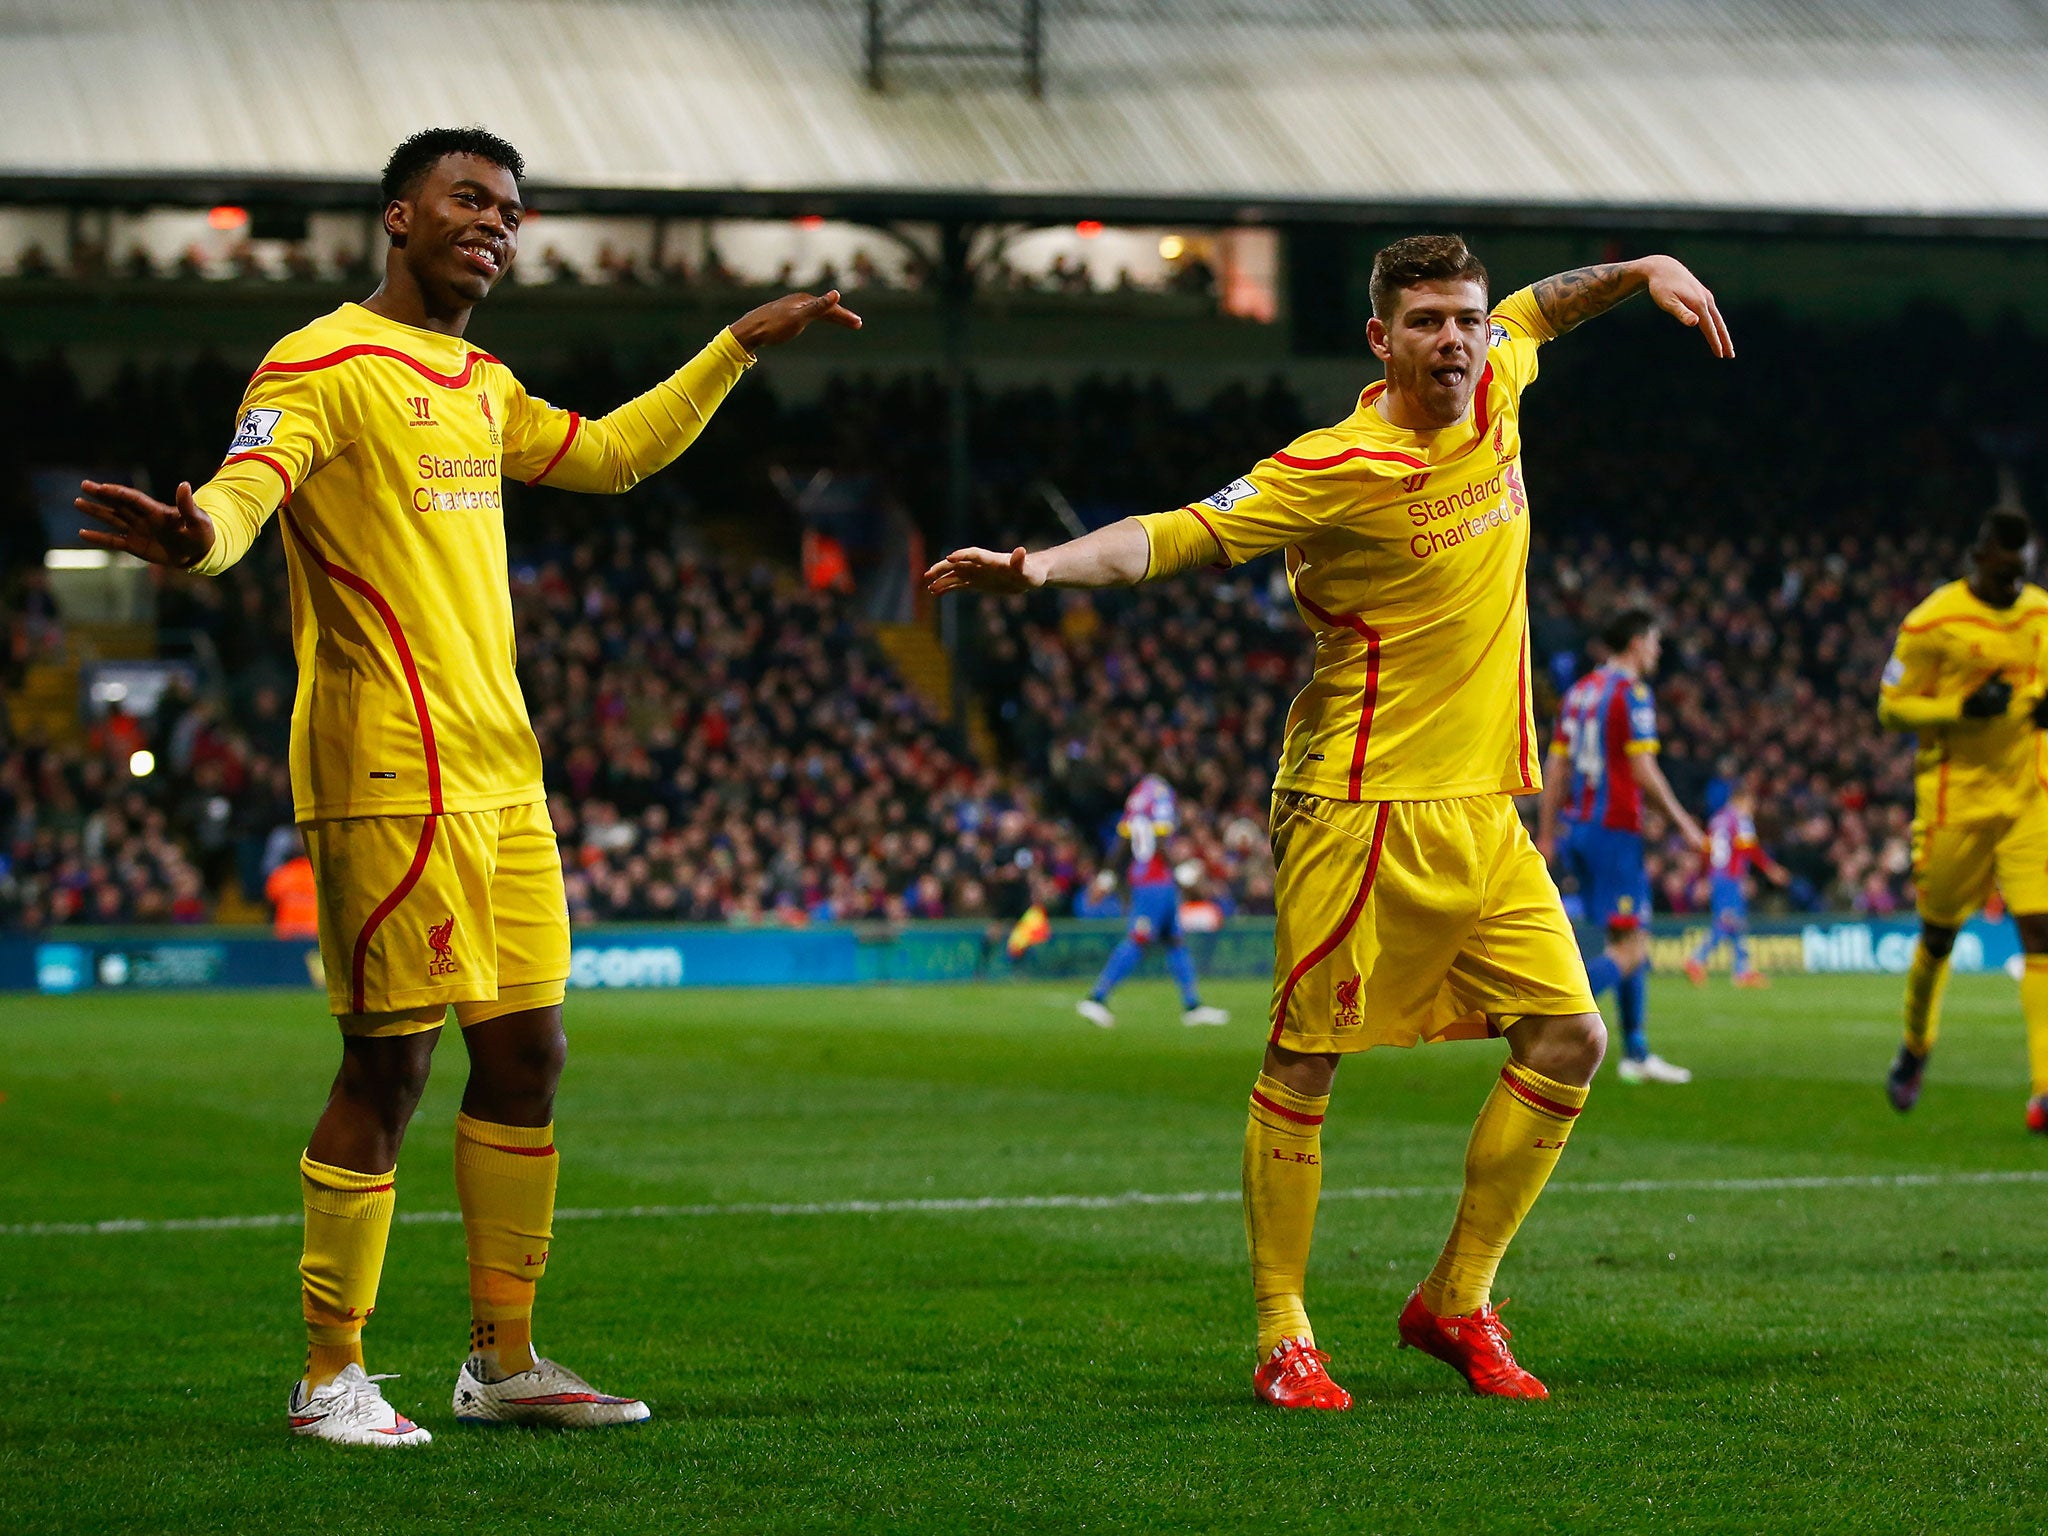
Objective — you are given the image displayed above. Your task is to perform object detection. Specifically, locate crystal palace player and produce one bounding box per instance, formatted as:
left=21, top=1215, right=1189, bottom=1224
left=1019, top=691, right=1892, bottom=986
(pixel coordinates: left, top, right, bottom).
left=928, top=236, right=1731, bottom=1406
left=1076, top=774, right=1231, bottom=1029
left=1877, top=509, right=2048, bottom=1130
left=1684, top=781, right=1790, bottom=987
left=76, top=128, right=859, bottom=1446
left=1537, top=611, right=1706, bottom=1084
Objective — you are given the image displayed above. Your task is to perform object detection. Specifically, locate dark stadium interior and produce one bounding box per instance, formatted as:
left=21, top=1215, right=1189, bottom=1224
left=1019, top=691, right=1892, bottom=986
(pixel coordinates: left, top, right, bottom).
left=3, top=295, right=2040, bottom=931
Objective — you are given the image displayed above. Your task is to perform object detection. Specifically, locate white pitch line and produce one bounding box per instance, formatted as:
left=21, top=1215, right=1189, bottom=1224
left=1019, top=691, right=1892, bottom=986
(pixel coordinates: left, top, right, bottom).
left=5, top=1168, right=2046, bottom=1239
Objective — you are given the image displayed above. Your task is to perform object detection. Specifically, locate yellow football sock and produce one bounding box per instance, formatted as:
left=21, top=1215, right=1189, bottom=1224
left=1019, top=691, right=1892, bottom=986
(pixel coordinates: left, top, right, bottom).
left=454, top=1112, right=557, bottom=1377
left=1421, top=1060, right=1587, bottom=1318
left=1903, top=941, right=1951, bottom=1056
left=2022, top=957, right=2048, bottom=1096
left=299, top=1153, right=397, bottom=1388
left=1242, top=1072, right=1329, bottom=1357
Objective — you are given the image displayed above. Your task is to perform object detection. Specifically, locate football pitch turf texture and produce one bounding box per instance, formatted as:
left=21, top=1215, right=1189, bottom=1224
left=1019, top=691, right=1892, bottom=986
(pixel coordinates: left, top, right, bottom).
left=4, top=975, right=2045, bottom=1534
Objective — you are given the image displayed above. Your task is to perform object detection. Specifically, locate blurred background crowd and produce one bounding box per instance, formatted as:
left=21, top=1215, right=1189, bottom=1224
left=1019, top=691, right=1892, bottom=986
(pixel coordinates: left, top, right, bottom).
left=2, top=293, right=2038, bottom=932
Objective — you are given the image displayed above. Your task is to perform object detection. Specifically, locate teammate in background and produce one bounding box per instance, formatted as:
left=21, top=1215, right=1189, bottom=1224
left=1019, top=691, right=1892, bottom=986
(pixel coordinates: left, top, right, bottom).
left=1684, top=781, right=1790, bottom=987
left=1537, top=612, right=1706, bottom=1085
left=75, top=128, right=859, bottom=1447
left=1876, top=508, right=2048, bottom=1131
left=930, top=236, right=1731, bottom=1407
left=1076, top=774, right=1231, bottom=1028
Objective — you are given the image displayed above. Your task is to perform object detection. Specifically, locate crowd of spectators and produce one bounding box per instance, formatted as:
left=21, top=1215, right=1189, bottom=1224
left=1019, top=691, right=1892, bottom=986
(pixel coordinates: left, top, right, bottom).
left=5, top=294, right=2047, bottom=931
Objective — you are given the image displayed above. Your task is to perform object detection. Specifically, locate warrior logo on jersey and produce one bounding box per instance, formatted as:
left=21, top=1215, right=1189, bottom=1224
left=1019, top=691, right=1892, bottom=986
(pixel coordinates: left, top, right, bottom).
left=1333, top=974, right=1362, bottom=1030
left=427, top=915, right=458, bottom=977
left=1200, top=477, right=1260, bottom=512
left=229, top=408, right=283, bottom=452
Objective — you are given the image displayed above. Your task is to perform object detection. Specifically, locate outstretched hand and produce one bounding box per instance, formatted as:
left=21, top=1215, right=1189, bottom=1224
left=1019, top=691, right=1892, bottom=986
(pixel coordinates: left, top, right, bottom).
left=1643, top=256, right=1734, bottom=359
left=730, top=290, right=863, bottom=352
left=74, top=479, right=215, bottom=568
left=924, top=545, right=1041, bottom=595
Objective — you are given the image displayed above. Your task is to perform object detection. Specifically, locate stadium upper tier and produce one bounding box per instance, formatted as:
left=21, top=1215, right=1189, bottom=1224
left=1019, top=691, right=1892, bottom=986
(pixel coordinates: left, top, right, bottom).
left=5, top=1, right=2048, bottom=224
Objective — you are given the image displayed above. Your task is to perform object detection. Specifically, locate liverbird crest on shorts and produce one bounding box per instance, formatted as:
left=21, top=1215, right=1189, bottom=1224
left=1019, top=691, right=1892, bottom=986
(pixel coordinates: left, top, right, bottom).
left=427, top=915, right=458, bottom=977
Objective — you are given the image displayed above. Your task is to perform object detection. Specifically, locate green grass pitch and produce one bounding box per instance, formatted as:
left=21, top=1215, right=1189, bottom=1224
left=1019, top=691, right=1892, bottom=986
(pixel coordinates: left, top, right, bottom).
left=4, top=974, right=2047, bottom=1534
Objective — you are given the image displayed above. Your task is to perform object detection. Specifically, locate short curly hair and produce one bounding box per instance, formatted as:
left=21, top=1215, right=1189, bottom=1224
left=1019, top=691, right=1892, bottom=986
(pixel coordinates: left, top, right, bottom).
left=1368, top=234, right=1488, bottom=320
left=379, top=126, right=525, bottom=206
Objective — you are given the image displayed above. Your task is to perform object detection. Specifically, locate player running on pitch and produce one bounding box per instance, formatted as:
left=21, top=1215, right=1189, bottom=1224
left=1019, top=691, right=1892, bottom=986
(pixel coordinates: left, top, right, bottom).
left=1877, top=508, right=2048, bottom=1131
left=1537, top=611, right=1706, bottom=1084
left=928, top=235, right=1731, bottom=1405
left=1076, top=773, right=1231, bottom=1029
left=75, top=128, right=859, bottom=1446
left=1684, top=780, right=1790, bottom=987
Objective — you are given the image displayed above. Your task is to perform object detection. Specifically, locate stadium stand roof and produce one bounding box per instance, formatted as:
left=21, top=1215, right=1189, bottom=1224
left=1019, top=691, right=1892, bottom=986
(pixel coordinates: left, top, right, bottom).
left=5, top=0, right=2048, bottom=231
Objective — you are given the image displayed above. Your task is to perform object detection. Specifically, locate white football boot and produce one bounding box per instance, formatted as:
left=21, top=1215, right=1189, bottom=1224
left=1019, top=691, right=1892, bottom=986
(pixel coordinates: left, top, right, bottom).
left=287, top=1364, right=433, bottom=1447
left=1076, top=998, right=1116, bottom=1029
left=1181, top=1005, right=1231, bottom=1027
left=452, top=1353, right=651, bottom=1428
left=1617, top=1053, right=1693, bottom=1085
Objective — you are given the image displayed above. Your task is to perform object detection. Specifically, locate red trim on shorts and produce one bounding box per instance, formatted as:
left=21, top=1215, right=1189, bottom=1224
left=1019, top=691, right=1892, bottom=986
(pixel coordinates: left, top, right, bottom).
left=1499, top=1066, right=1582, bottom=1120
left=283, top=511, right=442, bottom=814
left=223, top=451, right=293, bottom=500
left=349, top=816, right=438, bottom=1015
left=1250, top=1089, right=1325, bottom=1127
left=254, top=343, right=498, bottom=390
left=526, top=413, right=582, bottom=487
left=1269, top=801, right=1392, bottom=1045
left=1291, top=589, right=1381, bottom=798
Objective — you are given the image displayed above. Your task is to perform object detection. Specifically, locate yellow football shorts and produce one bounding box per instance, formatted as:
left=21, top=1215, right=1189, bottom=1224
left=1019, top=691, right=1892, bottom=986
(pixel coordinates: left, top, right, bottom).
left=1912, top=793, right=2048, bottom=927
left=302, top=799, right=570, bottom=1033
left=1267, top=790, right=1596, bottom=1053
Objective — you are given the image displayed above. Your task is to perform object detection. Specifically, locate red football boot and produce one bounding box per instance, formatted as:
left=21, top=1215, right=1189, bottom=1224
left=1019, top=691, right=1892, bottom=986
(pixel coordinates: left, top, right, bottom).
left=1683, top=957, right=1707, bottom=987
left=1252, top=1337, right=1353, bottom=1410
left=1732, top=970, right=1771, bottom=989
left=2026, top=1094, right=2048, bottom=1136
left=1396, top=1288, right=1548, bottom=1399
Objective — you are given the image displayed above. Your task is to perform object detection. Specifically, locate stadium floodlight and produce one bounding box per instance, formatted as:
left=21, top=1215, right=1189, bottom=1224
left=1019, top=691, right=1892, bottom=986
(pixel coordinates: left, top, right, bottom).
left=128, top=750, right=155, bottom=778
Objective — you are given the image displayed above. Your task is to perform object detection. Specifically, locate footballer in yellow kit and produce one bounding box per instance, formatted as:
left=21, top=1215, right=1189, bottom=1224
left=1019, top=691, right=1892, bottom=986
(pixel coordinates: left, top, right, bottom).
left=76, top=127, right=861, bottom=1447
left=1875, top=510, right=2048, bottom=1129
left=929, top=235, right=1733, bottom=1407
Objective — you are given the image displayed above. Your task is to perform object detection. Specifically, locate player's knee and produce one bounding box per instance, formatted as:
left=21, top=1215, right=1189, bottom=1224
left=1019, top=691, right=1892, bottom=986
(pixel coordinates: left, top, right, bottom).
left=1513, top=1011, right=1606, bottom=1085
left=2015, top=914, right=2048, bottom=954
left=335, top=1040, right=434, bottom=1135
left=1919, top=924, right=1958, bottom=960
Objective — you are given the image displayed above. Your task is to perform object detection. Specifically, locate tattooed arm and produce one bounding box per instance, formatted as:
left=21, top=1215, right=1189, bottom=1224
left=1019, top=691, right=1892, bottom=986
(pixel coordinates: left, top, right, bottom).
left=1531, top=256, right=1734, bottom=358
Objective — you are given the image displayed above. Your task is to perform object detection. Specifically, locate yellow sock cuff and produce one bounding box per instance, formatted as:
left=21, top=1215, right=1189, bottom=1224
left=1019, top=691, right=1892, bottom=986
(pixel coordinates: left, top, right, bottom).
left=454, top=1113, right=557, bottom=1176
left=299, top=1153, right=396, bottom=1217
left=1251, top=1073, right=1329, bottom=1129
left=1499, top=1061, right=1588, bottom=1121
left=2026, top=957, right=2048, bottom=972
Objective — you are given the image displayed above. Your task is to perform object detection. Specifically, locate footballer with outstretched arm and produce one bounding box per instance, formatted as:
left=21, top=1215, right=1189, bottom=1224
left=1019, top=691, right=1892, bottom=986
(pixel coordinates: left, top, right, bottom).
left=76, top=127, right=860, bottom=1446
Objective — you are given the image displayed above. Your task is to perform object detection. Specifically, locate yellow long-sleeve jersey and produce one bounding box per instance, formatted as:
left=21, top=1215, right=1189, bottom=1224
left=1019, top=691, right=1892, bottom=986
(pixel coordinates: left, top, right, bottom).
left=191, top=302, right=754, bottom=822
left=1137, top=287, right=1554, bottom=802
left=1878, top=578, right=2048, bottom=824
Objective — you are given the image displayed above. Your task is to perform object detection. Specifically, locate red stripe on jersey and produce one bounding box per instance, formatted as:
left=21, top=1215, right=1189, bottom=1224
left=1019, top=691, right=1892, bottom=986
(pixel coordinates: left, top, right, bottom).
left=349, top=815, right=437, bottom=1015
left=1516, top=627, right=1534, bottom=787
left=1499, top=1066, right=1581, bottom=1120
left=1183, top=504, right=1230, bottom=564
left=283, top=510, right=443, bottom=814
left=1443, top=363, right=1496, bottom=462
left=254, top=343, right=500, bottom=390
left=1273, top=446, right=1429, bottom=473
left=526, top=413, right=582, bottom=487
left=1250, top=1089, right=1325, bottom=1127
left=224, top=451, right=293, bottom=501
left=1269, top=802, right=1391, bottom=1045
left=1601, top=679, right=1643, bottom=831
left=1291, top=589, right=1381, bottom=799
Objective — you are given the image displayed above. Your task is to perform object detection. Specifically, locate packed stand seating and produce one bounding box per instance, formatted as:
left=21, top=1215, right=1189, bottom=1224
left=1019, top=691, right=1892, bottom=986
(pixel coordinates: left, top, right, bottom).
left=5, top=296, right=2047, bottom=929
